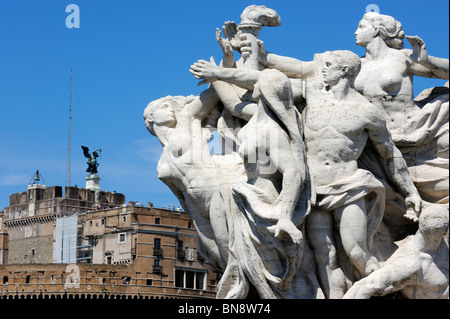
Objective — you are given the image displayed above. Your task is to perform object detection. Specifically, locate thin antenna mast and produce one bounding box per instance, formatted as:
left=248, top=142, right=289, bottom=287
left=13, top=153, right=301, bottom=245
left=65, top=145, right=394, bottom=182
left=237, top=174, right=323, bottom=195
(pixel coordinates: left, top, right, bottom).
left=67, top=68, right=72, bottom=187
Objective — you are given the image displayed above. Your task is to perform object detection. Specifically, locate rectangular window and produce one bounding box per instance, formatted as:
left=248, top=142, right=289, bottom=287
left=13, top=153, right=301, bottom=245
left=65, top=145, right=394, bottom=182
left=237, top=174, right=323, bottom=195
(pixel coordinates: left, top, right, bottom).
left=186, top=271, right=195, bottom=289
left=155, top=218, right=160, bottom=225
left=175, top=269, right=184, bottom=288
left=105, top=252, right=112, bottom=265
left=153, top=238, right=163, bottom=257
left=154, top=238, right=161, bottom=250
left=177, top=240, right=185, bottom=259
left=196, top=272, right=205, bottom=290
left=118, top=233, right=126, bottom=243
left=174, top=268, right=207, bottom=290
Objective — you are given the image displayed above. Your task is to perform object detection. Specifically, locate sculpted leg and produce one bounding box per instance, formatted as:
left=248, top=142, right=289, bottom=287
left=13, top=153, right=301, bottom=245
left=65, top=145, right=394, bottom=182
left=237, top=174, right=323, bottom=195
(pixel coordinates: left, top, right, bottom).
left=306, top=209, right=347, bottom=299
left=209, top=190, right=229, bottom=269
left=335, top=198, right=380, bottom=277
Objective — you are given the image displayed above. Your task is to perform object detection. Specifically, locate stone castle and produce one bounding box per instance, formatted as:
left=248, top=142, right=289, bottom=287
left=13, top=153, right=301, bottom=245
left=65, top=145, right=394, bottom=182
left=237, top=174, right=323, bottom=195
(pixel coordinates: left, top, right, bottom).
left=0, top=181, right=218, bottom=299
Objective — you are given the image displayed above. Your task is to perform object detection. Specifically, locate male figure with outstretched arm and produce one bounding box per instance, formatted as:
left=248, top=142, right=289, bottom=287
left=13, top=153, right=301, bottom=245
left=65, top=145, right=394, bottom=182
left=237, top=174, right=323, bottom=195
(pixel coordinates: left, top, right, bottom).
left=190, top=48, right=422, bottom=298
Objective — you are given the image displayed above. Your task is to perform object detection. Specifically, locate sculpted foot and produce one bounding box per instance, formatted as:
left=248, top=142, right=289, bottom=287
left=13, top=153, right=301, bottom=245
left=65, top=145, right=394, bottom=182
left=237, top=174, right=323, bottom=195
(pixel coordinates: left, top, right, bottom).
left=268, top=219, right=303, bottom=244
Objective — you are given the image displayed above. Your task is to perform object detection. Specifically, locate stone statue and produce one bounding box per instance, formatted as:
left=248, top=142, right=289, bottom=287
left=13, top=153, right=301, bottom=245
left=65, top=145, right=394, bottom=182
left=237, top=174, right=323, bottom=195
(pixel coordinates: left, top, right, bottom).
left=143, top=5, right=448, bottom=299
left=143, top=90, right=229, bottom=271
left=189, top=8, right=321, bottom=298
left=213, top=68, right=319, bottom=299
left=353, top=12, right=449, bottom=229
left=343, top=205, right=448, bottom=299
left=191, top=49, right=423, bottom=298
left=302, top=51, right=422, bottom=298
left=228, top=9, right=448, bottom=238
left=81, top=145, right=101, bottom=175
left=145, top=7, right=321, bottom=298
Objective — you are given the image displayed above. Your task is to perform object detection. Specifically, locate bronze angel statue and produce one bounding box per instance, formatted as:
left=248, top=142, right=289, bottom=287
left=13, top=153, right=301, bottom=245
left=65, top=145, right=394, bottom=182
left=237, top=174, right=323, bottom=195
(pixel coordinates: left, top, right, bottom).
left=81, top=145, right=101, bottom=175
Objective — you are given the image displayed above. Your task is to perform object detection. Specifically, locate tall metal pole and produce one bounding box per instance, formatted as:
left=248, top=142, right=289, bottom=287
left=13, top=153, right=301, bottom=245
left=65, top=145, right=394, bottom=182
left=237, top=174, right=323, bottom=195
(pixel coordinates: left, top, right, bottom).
left=67, top=68, right=72, bottom=187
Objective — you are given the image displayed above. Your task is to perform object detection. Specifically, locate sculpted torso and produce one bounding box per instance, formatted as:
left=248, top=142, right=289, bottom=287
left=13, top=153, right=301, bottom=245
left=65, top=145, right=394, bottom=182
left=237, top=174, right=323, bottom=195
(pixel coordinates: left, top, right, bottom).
left=354, top=50, right=419, bottom=132
left=157, top=123, right=219, bottom=216
left=411, top=252, right=449, bottom=299
left=391, top=242, right=449, bottom=299
left=304, top=96, right=371, bottom=186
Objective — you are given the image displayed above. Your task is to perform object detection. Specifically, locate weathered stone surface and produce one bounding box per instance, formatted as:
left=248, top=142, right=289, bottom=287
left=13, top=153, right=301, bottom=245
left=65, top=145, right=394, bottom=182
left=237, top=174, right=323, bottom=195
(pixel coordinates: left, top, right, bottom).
left=144, top=6, right=448, bottom=299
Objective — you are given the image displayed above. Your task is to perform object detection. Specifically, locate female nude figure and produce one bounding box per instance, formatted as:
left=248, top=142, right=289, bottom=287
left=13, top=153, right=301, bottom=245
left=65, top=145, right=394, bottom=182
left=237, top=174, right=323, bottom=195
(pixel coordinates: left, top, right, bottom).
left=143, top=89, right=231, bottom=271
left=354, top=12, right=449, bottom=207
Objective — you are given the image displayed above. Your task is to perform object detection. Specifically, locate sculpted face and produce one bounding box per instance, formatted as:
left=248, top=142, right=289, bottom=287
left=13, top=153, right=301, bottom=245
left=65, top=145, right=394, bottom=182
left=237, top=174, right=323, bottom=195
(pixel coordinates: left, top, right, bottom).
left=144, top=99, right=177, bottom=136
left=321, top=54, right=346, bottom=85
left=355, top=19, right=376, bottom=47
left=153, top=102, right=176, bottom=126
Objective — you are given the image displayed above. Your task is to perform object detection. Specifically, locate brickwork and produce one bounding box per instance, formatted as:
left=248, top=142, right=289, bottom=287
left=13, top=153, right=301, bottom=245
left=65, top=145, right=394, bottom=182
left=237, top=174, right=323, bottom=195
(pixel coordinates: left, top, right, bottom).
left=0, top=185, right=218, bottom=299
left=0, top=262, right=216, bottom=299
left=7, top=236, right=53, bottom=264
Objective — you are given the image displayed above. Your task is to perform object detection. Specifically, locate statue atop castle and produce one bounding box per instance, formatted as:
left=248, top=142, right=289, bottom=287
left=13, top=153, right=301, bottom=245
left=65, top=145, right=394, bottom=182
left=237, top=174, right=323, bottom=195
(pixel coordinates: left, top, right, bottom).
left=82, top=145, right=101, bottom=193
left=81, top=145, right=101, bottom=175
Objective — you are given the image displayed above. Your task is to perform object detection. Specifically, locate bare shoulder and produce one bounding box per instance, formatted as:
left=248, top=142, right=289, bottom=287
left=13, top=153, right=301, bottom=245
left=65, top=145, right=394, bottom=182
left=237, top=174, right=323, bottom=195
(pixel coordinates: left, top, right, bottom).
left=401, top=48, right=414, bottom=60
left=351, top=92, right=386, bottom=126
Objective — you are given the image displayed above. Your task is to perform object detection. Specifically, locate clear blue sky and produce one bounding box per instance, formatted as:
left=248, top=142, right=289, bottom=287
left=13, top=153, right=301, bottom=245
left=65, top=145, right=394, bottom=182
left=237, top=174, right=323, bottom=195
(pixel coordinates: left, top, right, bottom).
left=0, top=0, right=448, bottom=210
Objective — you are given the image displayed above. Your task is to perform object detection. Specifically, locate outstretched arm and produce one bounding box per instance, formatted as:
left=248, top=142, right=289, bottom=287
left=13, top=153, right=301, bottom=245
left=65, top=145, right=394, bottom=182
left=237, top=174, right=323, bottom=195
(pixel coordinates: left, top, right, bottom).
left=406, top=35, right=449, bottom=80
left=265, top=53, right=316, bottom=79
left=211, top=80, right=256, bottom=121
left=185, top=24, right=253, bottom=122
left=343, top=263, right=417, bottom=299
left=180, top=86, right=219, bottom=122
left=190, top=59, right=261, bottom=91
left=241, top=38, right=316, bottom=78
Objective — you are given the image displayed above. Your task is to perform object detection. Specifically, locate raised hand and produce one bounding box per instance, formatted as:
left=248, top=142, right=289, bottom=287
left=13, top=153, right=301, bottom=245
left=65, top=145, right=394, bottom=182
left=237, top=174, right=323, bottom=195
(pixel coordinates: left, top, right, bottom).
left=216, top=28, right=233, bottom=57
left=404, top=192, right=423, bottom=222
left=189, top=57, right=219, bottom=86
left=406, top=35, right=429, bottom=63
left=240, top=35, right=269, bottom=68
left=222, top=21, right=242, bottom=52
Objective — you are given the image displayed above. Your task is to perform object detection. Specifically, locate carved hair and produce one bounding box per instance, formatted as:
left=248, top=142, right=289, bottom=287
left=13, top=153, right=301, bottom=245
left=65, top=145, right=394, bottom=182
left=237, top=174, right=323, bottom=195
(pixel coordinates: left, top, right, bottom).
left=143, top=95, right=195, bottom=135
left=418, top=205, right=449, bottom=236
left=318, top=50, right=361, bottom=82
left=363, top=12, right=405, bottom=50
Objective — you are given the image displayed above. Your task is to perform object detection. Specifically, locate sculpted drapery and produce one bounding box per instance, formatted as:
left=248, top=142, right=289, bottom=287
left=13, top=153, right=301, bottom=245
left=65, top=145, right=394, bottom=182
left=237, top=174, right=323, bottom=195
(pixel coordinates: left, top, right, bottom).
left=144, top=6, right=449, bottom=299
